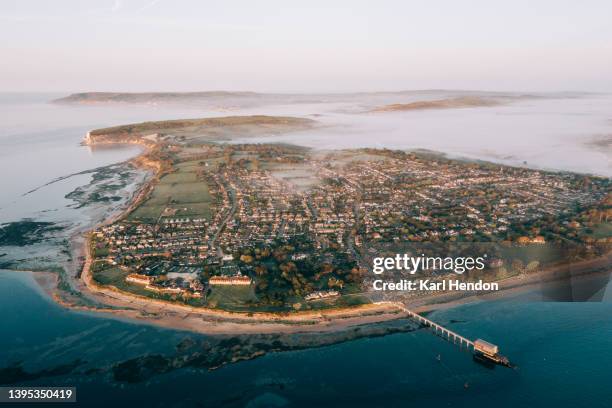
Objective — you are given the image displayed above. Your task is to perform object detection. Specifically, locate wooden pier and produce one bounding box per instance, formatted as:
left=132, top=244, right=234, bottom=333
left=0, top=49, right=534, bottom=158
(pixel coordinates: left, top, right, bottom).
left=375, top=301, right=512, bottom=366
left=376, top=302, right=474, bottom=350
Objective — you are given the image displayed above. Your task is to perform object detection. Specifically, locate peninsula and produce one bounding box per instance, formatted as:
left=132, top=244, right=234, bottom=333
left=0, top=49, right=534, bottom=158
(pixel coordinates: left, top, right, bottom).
left=42, top=113, right=608, bottom=336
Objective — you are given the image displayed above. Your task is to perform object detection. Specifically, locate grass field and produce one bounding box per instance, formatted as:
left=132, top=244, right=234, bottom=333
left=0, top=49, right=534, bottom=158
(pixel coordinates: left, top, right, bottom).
left=92, top=266, right=154, bottom=297
left=592, top=223, right=612, bottom=239
left=89, top=115, right=314, bottom=137
left=92, top=265, right=127, bottom=287
left=128, top=159, right=215, bottom=223
left=92, top=265, right=206, bottom=305
left=206, top=285, right=258, bottom=311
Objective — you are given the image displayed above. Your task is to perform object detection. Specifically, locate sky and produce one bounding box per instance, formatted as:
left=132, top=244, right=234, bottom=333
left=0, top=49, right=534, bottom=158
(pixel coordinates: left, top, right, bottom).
left=1, top=0, right=612, bottom=93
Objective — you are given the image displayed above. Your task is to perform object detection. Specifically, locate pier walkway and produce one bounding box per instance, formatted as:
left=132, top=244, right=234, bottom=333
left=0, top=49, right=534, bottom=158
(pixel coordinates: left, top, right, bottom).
left=376, top=302, right=474, bottom=349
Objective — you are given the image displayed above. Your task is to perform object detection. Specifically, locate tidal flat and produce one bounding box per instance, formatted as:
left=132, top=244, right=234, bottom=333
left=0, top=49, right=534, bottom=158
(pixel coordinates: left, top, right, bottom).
left=0, top=220, right=65, bottom=247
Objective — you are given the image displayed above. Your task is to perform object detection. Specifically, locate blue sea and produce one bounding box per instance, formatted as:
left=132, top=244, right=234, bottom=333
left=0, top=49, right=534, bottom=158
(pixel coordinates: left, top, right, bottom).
left=2, top=270, right=611, bottom=407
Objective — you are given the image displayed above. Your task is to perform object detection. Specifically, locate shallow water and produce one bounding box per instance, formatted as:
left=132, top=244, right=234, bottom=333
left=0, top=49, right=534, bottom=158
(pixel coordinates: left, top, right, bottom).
left=0, top=93, right=219, bottom=218
left=0, top=93, right=227, bottom=267
left=2, top=270, right=611, bottom=407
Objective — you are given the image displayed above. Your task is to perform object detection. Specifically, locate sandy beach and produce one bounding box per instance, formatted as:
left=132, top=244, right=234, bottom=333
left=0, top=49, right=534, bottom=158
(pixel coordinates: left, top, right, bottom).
left=14, top=244, right=609, bottom=336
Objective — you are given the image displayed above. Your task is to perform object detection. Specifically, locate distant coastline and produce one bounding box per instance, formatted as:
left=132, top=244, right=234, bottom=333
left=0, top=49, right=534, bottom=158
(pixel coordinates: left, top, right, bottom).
left=370, top=96, right=503, bottom=112
left=51, top=90, right=537, bottom=106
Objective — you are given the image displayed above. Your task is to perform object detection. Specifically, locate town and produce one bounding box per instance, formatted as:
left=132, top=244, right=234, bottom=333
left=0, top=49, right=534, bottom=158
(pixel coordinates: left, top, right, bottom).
left=89, top=142, right=611, bottom=311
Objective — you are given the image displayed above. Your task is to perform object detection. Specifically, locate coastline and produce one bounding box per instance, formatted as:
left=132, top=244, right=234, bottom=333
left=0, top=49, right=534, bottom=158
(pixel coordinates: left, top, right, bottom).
left=15, top=130, right=609, bottom=336
left=67, top=135, right=414, bottom=334
left=9, top=249, right=610, bottom=337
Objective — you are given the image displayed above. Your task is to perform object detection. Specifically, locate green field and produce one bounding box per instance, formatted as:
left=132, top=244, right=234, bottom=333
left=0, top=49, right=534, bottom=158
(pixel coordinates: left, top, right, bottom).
left=206, top=285, right=258, bottom=311
left=128, top=160, right=214, bottom=223
left=92, top=265, right=206, bottom=305
left=92, top=266, right=152, bottom=297
left=592, top=223, right=612, bottom=239
left=89, top=115, right=314, bottom=137
left=92, top=265, right=127, bottom=287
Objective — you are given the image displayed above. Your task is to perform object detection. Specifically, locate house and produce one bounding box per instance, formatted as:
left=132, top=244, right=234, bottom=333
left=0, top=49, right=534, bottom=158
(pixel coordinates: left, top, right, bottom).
left=209, top=275, right=252, bottom=286
left=125, top=273, right=153, bottom=285
left=305, top=290, right=339, bottom=301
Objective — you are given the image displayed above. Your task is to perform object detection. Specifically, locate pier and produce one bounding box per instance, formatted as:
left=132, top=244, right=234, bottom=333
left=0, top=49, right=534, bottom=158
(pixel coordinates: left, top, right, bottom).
left=379, top=301, right=512, bottom=366
left=382, top=302, right=474, bottom=349
left=375, top=301, right=511, bottom=367
left=403, top=307, right=474, bottom=349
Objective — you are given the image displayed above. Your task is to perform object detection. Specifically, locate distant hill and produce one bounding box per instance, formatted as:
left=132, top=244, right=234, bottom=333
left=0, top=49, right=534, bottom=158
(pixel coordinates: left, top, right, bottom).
left=52, top=91, right=261, bottom=104
left=89, top=115, right=314, bottom=136
left=370, top=96, right=502, bottom=112
left=52, top=90, right=519, bottom=105
left=53, top=91, right=539, bottom=111
left=86, top=115, right=317, bottom=144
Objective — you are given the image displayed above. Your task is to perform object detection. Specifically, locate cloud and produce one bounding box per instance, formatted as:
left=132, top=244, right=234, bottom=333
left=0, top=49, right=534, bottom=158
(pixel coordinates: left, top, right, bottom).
left=135, top=0, right=163, bottom=13
left=111, top=0, right=123, bottom=13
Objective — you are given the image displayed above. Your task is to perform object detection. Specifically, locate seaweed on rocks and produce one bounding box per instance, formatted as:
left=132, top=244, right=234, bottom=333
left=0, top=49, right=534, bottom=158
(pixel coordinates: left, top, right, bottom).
left=0, top=220, right=65, bottom=247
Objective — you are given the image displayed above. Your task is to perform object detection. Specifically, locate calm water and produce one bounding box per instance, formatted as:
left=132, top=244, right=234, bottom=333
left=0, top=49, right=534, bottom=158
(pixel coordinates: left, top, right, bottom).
left=2, top=270, right=612, bottom=407
left=0, top=93, right=222, bottom=221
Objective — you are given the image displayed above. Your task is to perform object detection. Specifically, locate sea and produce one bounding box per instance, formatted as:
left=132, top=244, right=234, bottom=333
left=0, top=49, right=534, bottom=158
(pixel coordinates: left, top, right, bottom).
left=0, top=93, right=611, bottom=407
left=2, top=270, right=611, bottom=407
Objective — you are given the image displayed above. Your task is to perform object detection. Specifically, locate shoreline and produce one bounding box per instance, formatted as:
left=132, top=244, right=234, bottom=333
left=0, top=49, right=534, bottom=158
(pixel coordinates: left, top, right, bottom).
left=70, top=135, right=414, bottom=334
left=6, top=251, right=610, bottom=337
left=15, top=130, right=609, bottom=336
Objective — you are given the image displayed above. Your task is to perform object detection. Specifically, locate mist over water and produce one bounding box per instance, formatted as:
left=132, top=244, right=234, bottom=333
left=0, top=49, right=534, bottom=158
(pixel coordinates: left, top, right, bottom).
left=1, top=91, right=610, bottom=226
left=0, top=94, right=220, bottom=222
left=234, top=93, right=612, bottom=177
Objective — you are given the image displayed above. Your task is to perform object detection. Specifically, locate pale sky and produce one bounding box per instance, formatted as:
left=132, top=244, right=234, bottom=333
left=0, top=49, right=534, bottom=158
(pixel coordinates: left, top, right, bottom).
left=2, top=0, right=612, bottom=93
